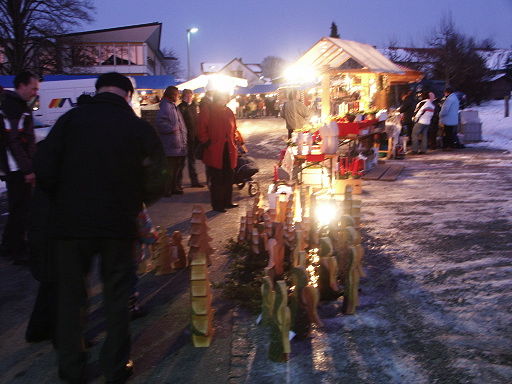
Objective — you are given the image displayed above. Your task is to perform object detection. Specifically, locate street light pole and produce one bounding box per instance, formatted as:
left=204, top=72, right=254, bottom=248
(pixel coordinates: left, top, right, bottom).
left=186, top=27, right=198, bottom=80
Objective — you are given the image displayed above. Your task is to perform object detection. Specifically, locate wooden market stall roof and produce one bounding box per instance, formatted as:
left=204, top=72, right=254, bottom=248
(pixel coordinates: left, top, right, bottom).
left=387, top=64, right=424, bottom=84
left=296, top=37, right=404, bottom=74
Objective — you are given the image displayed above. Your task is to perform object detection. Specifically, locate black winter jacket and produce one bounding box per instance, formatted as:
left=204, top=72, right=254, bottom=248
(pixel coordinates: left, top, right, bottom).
left=0, top=90, right=36, bottom=175
left=178, top=101, right=198, bottom=145
left=34, top=92, right=168, bottom=239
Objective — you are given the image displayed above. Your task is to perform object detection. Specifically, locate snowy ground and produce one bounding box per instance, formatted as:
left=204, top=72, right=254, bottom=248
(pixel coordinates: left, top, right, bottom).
left=0, top=116, right=510, bottom=383
left=234, top=117, right=512, bottom=383
left=240, top=147, right=512, bottom=384
left=465, top=99, right=512, bottom=152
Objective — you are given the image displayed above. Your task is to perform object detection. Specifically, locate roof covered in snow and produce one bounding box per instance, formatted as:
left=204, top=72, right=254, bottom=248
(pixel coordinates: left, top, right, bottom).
left=379, top=47, right=512, bottom=71
left=201, top=62, right=227, bottom=73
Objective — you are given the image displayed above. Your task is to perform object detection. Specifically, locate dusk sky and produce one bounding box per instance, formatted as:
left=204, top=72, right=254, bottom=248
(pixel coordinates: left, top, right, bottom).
left=86, top=0, right=512, bottom=76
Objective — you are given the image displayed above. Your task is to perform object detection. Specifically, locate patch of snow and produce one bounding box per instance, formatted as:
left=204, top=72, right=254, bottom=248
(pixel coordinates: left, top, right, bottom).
left=466, top=100, right=512, bottom=151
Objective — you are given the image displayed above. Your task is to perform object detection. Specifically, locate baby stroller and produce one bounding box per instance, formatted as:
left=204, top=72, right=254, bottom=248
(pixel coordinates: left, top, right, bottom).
left=234, top=132, right=260, bottom=196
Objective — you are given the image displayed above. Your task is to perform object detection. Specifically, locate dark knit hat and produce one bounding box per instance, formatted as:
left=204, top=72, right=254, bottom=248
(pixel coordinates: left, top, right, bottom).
left=95, top=72, right=134, bottom=94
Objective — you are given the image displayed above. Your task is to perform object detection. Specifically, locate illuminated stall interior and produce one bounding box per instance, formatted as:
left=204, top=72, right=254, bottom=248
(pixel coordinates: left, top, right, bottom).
left=291, top=37, right=419, bottom=119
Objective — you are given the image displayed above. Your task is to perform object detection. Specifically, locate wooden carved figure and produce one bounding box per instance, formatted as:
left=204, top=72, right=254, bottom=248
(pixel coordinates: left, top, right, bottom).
left=289, top=267, right=322, bottom=339
left=189, top=205, right=214, bottom=265
left=318, top=237, right=342, bottom=300
left=171, top=231, right=187, bottom=269
left=152, top=227, right=173, bottom=275
left=263, top=213, right=273, bottom=237
left=268, top=280, right=291, bottom=362
left=251, top=227, right=260, bottom=254
left=351, top=199, right=362, bottom=227
left=261, top=274, right=275, bottom=326
left=246, top=210, right=254, bottom=242
left=272, top=223, right=285, bottom=277
left=190, top=252, right=214, bottom=347
left=238, top=216, right=246, bottom=243
left=342, top=245, right=362, bottom=315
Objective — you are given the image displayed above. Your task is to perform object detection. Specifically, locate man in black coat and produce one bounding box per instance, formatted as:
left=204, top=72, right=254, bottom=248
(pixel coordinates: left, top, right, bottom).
left=178, top=89, right=204, bottom=188
left=0, top=71, right=39, bottom=264
left=398, top=90, right=416, bottom=137
left=35, top=72, right=167, bottom=384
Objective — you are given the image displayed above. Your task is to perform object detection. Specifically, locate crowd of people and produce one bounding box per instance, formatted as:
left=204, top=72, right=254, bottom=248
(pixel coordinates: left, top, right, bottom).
left=235, top=94, right=280, bottom=119
left=0, top=71, right=244, bottom=383
left=397, top=86, right=465, bottom=155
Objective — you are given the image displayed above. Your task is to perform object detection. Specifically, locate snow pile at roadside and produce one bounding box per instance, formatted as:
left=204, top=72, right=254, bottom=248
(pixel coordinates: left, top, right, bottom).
left=467, top=99, right=512, bottom=151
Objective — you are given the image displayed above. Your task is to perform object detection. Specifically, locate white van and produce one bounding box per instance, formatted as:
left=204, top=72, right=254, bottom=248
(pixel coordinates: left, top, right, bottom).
left=33, top=78, right=97, bottom=128
left=32, top=77, right=140, bottom=141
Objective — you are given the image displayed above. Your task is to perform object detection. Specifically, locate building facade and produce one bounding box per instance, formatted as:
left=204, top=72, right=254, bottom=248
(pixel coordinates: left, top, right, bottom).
left=57, top=22, right=175, bottom=76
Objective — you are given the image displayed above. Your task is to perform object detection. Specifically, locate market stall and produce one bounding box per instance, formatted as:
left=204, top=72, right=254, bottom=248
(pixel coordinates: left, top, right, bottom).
left=274, top=37, right=423, bottom=189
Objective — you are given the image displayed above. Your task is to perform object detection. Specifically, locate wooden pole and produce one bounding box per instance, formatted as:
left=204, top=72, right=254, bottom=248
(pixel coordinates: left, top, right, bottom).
left=505, top=95, right=510, bottom=118
left=321, top=72, right=330, bottom=120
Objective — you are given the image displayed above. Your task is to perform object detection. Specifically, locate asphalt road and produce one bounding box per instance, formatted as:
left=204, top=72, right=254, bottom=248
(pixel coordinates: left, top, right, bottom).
left=0, top=118, right=511, bottom=383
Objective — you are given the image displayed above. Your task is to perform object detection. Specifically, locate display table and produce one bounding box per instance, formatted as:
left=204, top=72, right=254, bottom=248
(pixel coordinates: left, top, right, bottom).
left=336, top=119, right=379, bottom=138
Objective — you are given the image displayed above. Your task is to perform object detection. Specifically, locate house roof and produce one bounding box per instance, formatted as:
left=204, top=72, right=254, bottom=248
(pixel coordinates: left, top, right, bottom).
left=246, top=64, right=262, bottom=73
left=59, top=22, right=164, bottom=55
left=296, top=37, right=403, bottom=74
left=201, top=62, right=227, bottom=73
left=202, top=59, right=262, bottom=79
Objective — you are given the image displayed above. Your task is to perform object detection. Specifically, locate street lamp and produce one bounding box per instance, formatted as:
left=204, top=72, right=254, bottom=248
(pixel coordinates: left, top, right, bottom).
left=187, top=27, right=199, bottom=79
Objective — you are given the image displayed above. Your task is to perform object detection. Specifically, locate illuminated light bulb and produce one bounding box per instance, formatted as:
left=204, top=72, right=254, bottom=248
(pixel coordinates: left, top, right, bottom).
left=315, top=201, right=338, bottom=227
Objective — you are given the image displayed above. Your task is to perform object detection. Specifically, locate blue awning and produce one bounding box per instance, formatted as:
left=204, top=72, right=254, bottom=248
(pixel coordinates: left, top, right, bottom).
left=134, top=75, right=176, bottom=89
left=236, top=83, right=279, bottom=95
left=0, top=76, right=15, bottom=88
left=0, top=74, right=176, bottom=90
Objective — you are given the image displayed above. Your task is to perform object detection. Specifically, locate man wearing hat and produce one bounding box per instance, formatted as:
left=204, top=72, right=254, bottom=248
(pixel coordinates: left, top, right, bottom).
left=35, top=72, right=167, bottom=383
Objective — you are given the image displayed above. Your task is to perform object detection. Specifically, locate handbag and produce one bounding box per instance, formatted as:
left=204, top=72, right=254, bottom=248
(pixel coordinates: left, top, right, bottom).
left=195, top=139, right=210, bottom=160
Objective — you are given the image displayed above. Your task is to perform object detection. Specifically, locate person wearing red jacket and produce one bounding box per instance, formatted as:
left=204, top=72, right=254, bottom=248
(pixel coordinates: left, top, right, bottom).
left=198, top=92, right=239, bottom=212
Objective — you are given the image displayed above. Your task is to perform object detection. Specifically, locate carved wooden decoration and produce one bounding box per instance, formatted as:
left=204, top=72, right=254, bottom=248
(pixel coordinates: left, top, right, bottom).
left=318, top=237, right=342, bottom=300
left=261, top=274, right=275, bottom=326
left=342, top=246, right=362, bottom=315
left=171, top=231, right=187, bottom=270
left=152, top=227, right=173, bottom=275
left=238, top=216, right=246, bottom=243
left=190, top=251, right=214, bottom=347
left=251, top=227, right=260, bottom=254
left=189, top=205, right=214, bottom=265
left=268, top=280, right=291, bottom=362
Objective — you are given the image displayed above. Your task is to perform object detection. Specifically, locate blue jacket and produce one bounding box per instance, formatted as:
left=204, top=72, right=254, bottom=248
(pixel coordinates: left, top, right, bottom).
left=156, top=98, right=188, bottom=156
left=440, top=93, right=459, bottom=126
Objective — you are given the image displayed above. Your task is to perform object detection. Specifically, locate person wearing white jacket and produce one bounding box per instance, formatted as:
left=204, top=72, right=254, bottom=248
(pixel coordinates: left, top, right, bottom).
left=411, top=92, right=436, bottom=154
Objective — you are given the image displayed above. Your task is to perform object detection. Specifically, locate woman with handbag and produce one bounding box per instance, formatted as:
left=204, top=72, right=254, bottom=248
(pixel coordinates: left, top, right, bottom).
left=411, top=92, right=436, bottom=154
left=198, top=91, right=239, bottom=212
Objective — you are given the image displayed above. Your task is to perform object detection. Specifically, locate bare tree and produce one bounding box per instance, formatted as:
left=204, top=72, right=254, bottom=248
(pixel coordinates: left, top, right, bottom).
left=160, top=47, right=182, bottom=78
left=0, top=0, right=95, bottom=75
left=427, top=15, right=490, bottom=103
left=260, top=56, right=287, bottom=81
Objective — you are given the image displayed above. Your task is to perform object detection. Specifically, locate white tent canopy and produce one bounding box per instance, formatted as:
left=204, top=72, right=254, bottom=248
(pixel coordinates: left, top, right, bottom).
left=177, top=74, right=248, bottom=93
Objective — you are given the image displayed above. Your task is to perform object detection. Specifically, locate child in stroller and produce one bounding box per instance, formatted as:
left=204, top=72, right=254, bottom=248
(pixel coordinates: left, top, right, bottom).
left=234, top=130, right=260, bottom=196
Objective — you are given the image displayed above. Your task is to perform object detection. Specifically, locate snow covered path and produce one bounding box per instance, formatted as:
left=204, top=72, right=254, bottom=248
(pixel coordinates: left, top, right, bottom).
left=233, top=119, right=512, bottom=383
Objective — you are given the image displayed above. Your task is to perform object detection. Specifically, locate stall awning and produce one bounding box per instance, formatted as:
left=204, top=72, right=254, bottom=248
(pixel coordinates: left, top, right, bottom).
left=236, top=83, right=279, bottom=95
left=296, top=37, right=404, bottom=74
left=177, top=74, right=248, bottom=92
left=134, top=75, right=176, bottom=89
left=0, top=74, right=175, bottom=90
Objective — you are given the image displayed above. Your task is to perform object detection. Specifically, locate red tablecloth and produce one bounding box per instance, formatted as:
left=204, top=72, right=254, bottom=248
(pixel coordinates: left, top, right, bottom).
left=337, top=119, right=378, bottom=137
